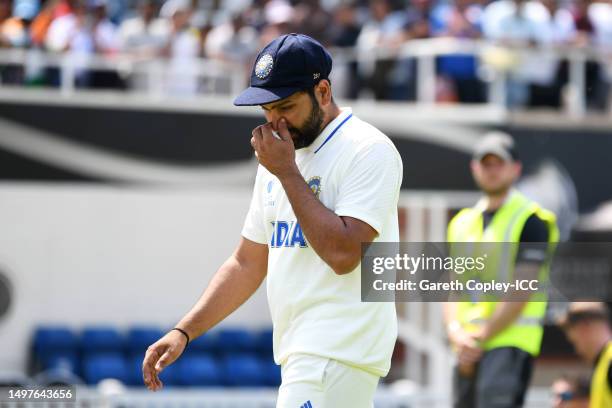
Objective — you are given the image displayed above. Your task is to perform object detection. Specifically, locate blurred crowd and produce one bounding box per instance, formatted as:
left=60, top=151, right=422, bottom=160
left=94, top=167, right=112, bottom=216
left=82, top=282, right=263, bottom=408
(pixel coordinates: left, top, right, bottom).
left=0, top=0, right=611, bottom=107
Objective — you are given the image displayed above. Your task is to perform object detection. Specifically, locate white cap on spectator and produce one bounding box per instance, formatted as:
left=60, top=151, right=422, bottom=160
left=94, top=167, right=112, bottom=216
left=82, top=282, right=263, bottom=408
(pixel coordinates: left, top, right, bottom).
left=160, top=0, right=191, bottom=18
left=264, top=0, right=293, bottom=25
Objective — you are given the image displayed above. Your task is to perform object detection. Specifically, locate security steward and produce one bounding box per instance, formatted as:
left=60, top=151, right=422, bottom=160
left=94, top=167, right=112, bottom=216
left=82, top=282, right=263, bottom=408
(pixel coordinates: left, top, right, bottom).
left=443, top=131, right=559, bottom=408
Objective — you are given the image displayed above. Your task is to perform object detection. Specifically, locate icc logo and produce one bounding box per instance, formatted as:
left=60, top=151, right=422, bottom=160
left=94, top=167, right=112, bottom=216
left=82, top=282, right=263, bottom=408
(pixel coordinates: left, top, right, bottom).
left=307, top=176, right=321, bottom=198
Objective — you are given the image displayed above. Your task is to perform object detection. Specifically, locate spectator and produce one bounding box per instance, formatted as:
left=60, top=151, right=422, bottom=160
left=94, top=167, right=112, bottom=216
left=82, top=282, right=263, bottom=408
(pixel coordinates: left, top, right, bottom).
left=292, top=0, right=332, bottom=45
left=30, top=0, right=64, bottom=47
left=204, top=11, right=257, bottom=64
left=159, top=0, right=200, bottom=94
left=577, top=0, right=612, bottom=48
left=0, top=0, right=14, bottom=47
left=89, top=0, right=119, bottom=54
left=3, top=0, right=40, bottom=48
left=539, top=0, right=576, bottom=44
left=404, top=0, right=432, bottom=40
left=45, top=0, right=118, bottom=54
left=483, top=0, right=562, bottom=107
left=258, top=0, right=293, bottom=46
left=328, top=0, right=361, bottom=48
left=44, top=0, right=119, bottom=87
left=551, top=375, right=590, bottom=408
left=356, top=0, right=406, bottom=100
left=241, top=0, right=268, bottom=32
left=431, top=0, right=485, bottom=103
left=328, top=0, right=362, bottom=99
left=586, top=0, right=612, bottom=108
left=0, top=0, right=38, bottom=84
left=524, top=0, right=576, bottom=108
left=559, top=302, right=612, bottom=408
left=392, top=0, right=434, bottom=101
left=118, top=0, right=169, bottom=56
left=567, top=0, right=612, bottom=110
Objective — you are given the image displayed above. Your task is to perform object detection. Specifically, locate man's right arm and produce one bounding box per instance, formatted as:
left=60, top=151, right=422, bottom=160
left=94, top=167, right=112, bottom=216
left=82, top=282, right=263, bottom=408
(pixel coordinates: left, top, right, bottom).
left=142, top=237, right=268, bottom=391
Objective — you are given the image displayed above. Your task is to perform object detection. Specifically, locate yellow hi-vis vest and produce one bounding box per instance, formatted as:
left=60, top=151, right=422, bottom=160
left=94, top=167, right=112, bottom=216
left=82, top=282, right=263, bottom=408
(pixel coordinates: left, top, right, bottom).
left=591, top=341, right=612, bottom=408
left=447, top=190, right=559, bottom=356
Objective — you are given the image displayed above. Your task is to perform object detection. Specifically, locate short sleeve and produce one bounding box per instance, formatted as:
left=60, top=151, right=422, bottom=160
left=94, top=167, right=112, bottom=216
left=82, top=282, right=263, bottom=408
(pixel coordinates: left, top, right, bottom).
left=241, top=166, right=268, bottom=245
left=334, top=142, right=403, bottom=234
left=516, top=213, right=551, bottom=266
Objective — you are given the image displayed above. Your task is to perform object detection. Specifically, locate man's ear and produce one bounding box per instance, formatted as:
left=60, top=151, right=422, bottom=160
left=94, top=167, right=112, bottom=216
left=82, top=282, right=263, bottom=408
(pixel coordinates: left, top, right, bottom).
left=513, top=161, right=522, bottom=178
left=470, top=159, right=478, bottom=174
left=317, top=80, right=332, bottom=106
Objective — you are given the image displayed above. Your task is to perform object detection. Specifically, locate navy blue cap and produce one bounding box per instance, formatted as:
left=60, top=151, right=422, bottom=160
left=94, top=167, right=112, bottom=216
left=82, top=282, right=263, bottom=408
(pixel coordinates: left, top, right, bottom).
left=233, top=33, right=333, bottom=106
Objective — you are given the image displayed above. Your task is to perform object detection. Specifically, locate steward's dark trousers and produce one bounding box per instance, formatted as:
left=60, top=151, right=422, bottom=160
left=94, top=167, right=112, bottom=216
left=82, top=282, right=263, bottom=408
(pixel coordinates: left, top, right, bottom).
left=453, top=347, right=534, bottom=408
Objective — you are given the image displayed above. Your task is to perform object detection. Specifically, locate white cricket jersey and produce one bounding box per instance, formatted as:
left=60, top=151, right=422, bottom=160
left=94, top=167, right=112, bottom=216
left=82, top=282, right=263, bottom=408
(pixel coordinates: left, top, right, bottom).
left=241, top=107, right=402, bottom=376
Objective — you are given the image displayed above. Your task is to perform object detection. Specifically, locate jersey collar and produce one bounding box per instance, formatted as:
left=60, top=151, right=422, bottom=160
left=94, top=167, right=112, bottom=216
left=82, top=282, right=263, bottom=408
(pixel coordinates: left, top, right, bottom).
left=304, top=107, right=353, bottom=154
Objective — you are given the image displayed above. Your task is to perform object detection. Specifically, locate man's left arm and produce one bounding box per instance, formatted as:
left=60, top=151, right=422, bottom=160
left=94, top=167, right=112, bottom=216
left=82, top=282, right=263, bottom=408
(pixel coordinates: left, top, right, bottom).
left=251, top=120, right=402, bottom=275
left=477, top=213, right=551, bottom=342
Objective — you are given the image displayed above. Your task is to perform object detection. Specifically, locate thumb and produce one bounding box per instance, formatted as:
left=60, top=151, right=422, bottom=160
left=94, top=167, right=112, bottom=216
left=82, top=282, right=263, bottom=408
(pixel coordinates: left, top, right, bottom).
left=277, top=118, right=291, bottom=142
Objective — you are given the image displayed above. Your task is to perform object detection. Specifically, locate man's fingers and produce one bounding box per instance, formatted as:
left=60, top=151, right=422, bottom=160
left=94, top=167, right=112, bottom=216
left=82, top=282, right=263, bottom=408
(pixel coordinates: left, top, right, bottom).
left=143, top=345, right=166, bottom=390
left=277, top=118, right=292, bottom=141
left=252, top=126, right=264, bottom=142
left=142, top=348, right=157, bottom=384
left=459, top=347, right=482, bottom=365
left=261, top=123, right=276, bottom=144
left=251, top=127, right=265, bottom=154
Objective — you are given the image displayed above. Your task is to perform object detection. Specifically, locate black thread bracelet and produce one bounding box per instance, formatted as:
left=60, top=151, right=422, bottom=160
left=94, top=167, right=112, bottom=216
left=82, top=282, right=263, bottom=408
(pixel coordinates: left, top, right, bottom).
left=171, top=327, right=190, bottom=353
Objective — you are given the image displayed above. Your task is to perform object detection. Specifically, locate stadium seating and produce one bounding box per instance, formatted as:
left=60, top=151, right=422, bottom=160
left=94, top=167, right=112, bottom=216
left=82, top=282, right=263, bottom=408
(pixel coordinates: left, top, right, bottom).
left=33, top=326, right=78, bottom=360
left=216, top=328, right=256, bottom=354
left=184, top=331, right=218, bottom=356
left=41, top=352, right=79, bottom=373
left=176, top=355, right=220, bottom=386
left=82, top=353, right=129, bottom=385
left=126, top=326, right=165, bottom=355
left=221, top=354, right=263, bottom=387
left=81, top=327, right=124, bottom=354
left=31, top=324, right=277, bottom=388
left=255, top=328, right=274, bottom=358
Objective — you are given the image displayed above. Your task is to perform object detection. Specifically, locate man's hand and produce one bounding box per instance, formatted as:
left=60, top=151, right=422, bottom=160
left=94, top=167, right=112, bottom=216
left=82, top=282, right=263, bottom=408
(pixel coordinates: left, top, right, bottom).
left=449, top=328, right=483, bottom=368
left=142, top=330, right=188, bottom=391
left=251, top=119, right=298, bottom=179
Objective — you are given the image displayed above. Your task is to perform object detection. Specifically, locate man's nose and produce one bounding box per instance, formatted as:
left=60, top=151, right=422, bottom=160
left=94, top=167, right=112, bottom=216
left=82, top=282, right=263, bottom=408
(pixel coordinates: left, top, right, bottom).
left=264, top=112, right=284, bottom=130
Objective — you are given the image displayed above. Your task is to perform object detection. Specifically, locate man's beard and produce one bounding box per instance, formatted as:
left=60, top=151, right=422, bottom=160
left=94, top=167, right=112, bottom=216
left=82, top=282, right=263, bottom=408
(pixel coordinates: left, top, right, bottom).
left=288, top=95, right=324, bottom=149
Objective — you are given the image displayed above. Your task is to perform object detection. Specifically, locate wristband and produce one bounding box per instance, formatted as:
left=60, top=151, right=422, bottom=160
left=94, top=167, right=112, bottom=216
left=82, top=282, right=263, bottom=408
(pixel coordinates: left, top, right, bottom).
left=171, top=327, right=190, bottom=353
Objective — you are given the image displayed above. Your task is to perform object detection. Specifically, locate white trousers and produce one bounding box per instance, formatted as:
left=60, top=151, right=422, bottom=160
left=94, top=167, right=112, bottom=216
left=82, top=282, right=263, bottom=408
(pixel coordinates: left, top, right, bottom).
left=276, top=353, right=380, bottom=408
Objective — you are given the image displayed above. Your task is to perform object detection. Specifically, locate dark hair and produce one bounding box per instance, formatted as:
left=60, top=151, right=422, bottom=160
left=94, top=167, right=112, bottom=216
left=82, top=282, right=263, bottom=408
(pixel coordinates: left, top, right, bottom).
left=560, top=305, right=611, bottom=329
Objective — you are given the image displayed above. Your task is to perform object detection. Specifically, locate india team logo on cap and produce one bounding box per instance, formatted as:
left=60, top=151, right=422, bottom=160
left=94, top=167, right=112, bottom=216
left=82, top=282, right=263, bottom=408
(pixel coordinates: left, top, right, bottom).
left=255, top=54, right=274, bottom=79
